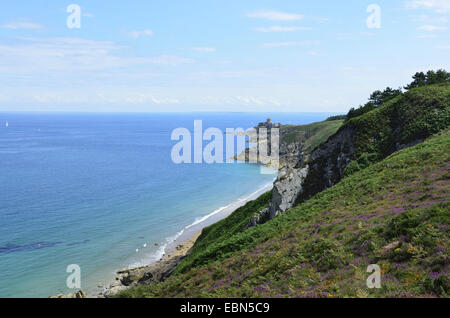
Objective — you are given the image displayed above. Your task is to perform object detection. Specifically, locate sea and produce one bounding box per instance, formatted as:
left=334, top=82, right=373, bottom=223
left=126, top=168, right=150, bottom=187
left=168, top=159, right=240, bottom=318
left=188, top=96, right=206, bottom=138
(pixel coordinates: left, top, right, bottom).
left=0, top=112, right=336, bottom=297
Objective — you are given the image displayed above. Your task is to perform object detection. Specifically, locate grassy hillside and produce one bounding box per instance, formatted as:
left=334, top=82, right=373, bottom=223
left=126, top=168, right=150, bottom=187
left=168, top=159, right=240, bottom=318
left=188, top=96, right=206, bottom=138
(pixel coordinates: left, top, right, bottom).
left=281, top=119, right=343, bottom=152
left=120, top=129, right=450, bottom=298
left=299, top=83, right=450, bottom=202
left=175, top=190, right=272, bottom=273
left=344, top=83, right=450, bottom=170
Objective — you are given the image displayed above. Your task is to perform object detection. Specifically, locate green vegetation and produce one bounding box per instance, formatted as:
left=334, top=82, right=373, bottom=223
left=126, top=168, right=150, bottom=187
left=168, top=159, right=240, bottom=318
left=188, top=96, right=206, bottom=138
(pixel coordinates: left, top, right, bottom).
left=405, top=69, right=450, bottom=90
left=326, top=115, right=347, bottom=121
left=175, top=190, right=272, bottom=273
left=297, top=82, right=449, bottom=204
left=279, top=75, right=449, bottom=205
left=120, top=129, right=450, bottom=298
left=346, top=87, right=402, bottom=121
left=347, top=69, right=449, bottom=121
left=281, top=119, right=343, bottom=152
left=343, top=152, right=378, bottom=177
left=342, top=83, right=450, bottom=176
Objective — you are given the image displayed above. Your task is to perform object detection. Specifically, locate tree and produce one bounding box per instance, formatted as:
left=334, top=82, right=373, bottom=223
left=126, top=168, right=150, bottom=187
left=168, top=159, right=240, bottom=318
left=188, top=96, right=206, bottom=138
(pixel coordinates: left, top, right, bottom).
left=347, top=102, right=376, bottom=120
left=435, top=69, right=450, bottom=83
left=405, top=69, right=450, bottom=90
left=369, top=90, right=383, bottom=107
left=369, top=87, right=402, bottom=107
left=347, top=69, right=449, bottom=122
left=404, top=72, right=426, bottom=89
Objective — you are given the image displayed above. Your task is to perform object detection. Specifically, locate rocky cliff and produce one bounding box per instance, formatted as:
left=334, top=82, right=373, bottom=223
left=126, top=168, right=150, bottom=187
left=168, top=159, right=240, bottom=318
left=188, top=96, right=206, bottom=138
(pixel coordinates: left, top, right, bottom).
left=252, top=83, right=450, bottom=225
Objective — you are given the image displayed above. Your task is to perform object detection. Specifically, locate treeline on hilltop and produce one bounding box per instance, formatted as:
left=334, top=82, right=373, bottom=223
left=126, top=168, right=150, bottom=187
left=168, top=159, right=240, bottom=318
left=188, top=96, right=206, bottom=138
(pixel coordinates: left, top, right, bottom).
left=327, top=69, right=450, bottom=122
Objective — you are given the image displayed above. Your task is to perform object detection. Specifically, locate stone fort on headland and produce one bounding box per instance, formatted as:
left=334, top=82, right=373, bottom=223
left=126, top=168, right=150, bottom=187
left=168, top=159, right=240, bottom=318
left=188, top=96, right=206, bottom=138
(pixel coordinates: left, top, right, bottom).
left=257, top=118, right=281, bottom=129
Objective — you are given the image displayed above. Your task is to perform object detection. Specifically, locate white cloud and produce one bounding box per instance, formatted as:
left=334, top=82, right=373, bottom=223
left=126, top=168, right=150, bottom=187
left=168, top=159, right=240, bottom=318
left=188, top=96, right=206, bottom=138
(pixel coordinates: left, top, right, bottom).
left=308, top=51, right=327, bottom=57
left=28, top=91, right=181, bottom=105
left=192, top=47, right=216, bottom=52
left=417, top=24, right=448, bottom=31
left=146, top=55, right=194, bottom=66
left=127, top=30, right=154, bottom=39
left=336, top=33, right=353, bottom=41
left=410, top=14, right=448, bottom=23
left=124, top=94, right=180, bottom=104
left=0, top=93, right=10, bottom=102
left=83, top=13, right=94, bottom=18
left=417, top=34, right=439, bottom=38
left=246, top=10, right=304, bottom=21
left=261, top=40, right=320, bottom=48
left=215, top=60, right=232, bottom=65
left=254, top=26, right=312, bottom=32
left=235, top=96, right=281, bottom=106
left=311, top=17, right=330, bottom=23
left=406, top=0, right=450, bottom=13
left=435, top=45, right=450, bottom=49
left=1, top=20, right=43, bottom=30
left=0, top=37, right=193, bottom=78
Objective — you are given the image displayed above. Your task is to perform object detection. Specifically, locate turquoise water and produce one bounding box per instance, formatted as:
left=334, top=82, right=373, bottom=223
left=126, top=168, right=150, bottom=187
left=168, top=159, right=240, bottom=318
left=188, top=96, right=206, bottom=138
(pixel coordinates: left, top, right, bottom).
left=0, top=112, right=335, bottom=297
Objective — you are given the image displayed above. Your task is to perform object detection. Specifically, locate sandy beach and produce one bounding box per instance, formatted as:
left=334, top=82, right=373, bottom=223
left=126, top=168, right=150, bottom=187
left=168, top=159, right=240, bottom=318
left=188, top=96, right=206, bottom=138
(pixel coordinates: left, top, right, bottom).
left=96, top=181, right=274, bottom=298
left=162, top=181, right=275, bottom=259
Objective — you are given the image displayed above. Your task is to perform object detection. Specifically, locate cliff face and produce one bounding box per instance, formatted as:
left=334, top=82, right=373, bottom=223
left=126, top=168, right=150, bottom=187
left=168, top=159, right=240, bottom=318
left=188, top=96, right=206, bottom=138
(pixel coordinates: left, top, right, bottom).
left=269, top=165, right=309, bottom=217
left=244, top=120, right=344, bottom=225
left=256, top=83, right=450, bottom=224
left=249, top=126, right=357, bottom=225
left=296, top=126, right=355, bottom=203
left=256, top=126, right=356, bottom=223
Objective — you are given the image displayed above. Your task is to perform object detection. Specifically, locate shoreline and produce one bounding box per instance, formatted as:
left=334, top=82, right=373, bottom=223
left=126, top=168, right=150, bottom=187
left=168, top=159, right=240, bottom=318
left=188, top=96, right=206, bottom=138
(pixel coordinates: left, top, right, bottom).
left=97, top=181, right=275, bottom=298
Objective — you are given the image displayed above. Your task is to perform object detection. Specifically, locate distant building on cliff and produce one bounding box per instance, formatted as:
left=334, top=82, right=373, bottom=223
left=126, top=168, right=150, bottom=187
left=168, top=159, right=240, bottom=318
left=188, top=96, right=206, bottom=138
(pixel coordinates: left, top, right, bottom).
left=257, top=118, right=281, bottom=129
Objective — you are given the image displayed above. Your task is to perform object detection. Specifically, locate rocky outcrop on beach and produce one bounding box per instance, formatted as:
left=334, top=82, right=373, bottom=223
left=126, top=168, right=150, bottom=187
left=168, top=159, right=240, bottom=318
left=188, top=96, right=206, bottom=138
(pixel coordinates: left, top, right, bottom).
left=101, top=255, right=184, bottom=298
left=49, top=256, right=186, bottom=298
left=48, top=233, right=201, bottom=298
left=98, top=231, right=202, bottom=298
left=50, top=290, right=86, bottom=298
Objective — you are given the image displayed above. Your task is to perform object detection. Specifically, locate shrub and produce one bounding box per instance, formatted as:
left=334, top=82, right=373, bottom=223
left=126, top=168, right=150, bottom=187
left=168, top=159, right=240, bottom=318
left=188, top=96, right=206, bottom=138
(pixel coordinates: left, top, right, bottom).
left=302, top=238, right=346, bottom=272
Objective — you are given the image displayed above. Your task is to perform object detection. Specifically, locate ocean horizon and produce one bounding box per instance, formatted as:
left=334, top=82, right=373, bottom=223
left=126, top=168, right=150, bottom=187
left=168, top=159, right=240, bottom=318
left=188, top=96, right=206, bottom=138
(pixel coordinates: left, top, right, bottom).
left=0, top=112, right=337, bottom=297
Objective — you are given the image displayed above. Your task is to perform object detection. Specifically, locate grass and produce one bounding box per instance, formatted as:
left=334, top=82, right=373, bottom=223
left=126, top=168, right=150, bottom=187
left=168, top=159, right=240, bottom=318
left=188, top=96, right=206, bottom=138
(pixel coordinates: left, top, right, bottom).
left=281, top=120, right=343, bottom=152
left=175, top=190, right=272, bottom=273
left=120, top=128, right=450, bottom=298
left=344, top=83, right=450, bottom=162
left=298, top=83, right=450, bottom=202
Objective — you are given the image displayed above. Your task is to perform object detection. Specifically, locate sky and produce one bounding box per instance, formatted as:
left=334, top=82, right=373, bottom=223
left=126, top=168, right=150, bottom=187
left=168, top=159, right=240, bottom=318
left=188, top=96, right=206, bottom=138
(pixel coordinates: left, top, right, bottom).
left=0, top=0, right=449, bottom=113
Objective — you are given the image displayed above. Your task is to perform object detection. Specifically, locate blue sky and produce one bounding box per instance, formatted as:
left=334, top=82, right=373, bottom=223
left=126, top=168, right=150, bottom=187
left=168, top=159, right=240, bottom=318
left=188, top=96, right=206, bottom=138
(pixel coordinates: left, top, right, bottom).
left=0, top=0, right=449, bottom=112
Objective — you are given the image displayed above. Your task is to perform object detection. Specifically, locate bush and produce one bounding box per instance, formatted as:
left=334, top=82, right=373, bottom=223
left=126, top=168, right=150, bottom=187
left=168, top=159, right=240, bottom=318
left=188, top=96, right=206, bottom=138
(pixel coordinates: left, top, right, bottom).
left=302, top=238, right=346, bottom=272
left=422, top=274, right=450, bottom=296
left=344, top=152, right=378, bottom=177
